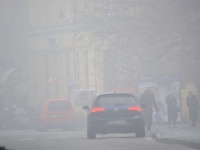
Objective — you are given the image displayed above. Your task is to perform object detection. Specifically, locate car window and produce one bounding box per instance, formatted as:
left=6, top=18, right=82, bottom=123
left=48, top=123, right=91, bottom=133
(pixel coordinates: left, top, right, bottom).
left=48, top=101, right=70, bottom=111
left=16, top=108, right=26, bottom=114
left=23, top=106, right=35, bottom=113
left=95, top=95, right=136, bottom=106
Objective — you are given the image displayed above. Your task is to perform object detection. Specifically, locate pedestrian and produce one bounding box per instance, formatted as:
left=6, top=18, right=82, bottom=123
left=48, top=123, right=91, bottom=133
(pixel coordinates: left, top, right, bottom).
left=140, top=87, right=159, bottom=131
left=186, top=91, right=199, bottom=127
left=165, top=92, right=178, bottom=128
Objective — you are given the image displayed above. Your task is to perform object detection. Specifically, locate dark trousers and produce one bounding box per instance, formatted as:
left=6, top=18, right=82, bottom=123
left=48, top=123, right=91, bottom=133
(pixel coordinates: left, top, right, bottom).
left=144, top=112, right=152, bottom=130
left=189, top=110, right=198, bottom=126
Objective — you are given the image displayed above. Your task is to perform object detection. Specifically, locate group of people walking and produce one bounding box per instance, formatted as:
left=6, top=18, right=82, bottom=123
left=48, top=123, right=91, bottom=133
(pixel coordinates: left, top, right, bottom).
left=140, top=87, right=199, bottom=131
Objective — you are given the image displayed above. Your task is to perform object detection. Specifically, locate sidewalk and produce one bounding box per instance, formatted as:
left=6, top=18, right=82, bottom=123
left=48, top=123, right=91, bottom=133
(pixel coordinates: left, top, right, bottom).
left=151, top=123, right=200, bottom=150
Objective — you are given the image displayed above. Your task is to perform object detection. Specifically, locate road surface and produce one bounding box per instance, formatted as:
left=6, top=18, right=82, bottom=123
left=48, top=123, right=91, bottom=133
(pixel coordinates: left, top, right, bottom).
left=0, top=129, right=194, bottom=150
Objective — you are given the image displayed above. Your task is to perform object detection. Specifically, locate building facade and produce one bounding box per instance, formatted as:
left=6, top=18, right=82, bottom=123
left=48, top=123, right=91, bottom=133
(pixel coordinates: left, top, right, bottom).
left=0, top=0, right=29, bottom=106
left=27, top=0, right=104, bottom=105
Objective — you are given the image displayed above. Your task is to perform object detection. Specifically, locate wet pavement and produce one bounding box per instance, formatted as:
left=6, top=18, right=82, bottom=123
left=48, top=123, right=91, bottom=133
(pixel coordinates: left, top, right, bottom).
left=0, top=129, right=194, bottom=150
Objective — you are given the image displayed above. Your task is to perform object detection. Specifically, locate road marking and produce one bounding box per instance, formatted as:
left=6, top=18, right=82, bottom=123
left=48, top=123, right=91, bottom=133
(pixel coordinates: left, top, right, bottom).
left=49, top=136, right=66, bottom=139
left=20, top=138, right=35, bottom=141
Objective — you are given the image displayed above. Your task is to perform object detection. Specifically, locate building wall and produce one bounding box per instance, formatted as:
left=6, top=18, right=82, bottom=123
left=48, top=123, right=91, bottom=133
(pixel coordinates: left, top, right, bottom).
left=0, top=0, right=29, bottom=106
left=0, top=0, right=28, bottom=72
left=27, top=0, right=104, bottom=105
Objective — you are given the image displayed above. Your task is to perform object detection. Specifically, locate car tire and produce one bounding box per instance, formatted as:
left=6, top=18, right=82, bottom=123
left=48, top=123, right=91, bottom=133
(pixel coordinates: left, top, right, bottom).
left=67, top=127, right=75, bottom=131
left=36, top=123, right=46, bottom=132
left=69, top=124, right=75, bottom=131
left=135, top=128, right=145, bottom=137
left=36, top=122, right=41, bottom=132
left=41, top=127, right=47, bottom=132
left=36, top=125, right=42, bottom=132
left=87, top=129, right=96, bottom=139
left=62, top=127, right=69, bottom=131
left=36, top=128, right=39, bottom=132
left=38, top=125, right=47, bottom=132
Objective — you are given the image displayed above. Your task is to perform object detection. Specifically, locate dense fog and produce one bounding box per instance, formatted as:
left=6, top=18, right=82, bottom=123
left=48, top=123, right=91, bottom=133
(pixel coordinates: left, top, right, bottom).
left=0, top=1, right=200, bottom=150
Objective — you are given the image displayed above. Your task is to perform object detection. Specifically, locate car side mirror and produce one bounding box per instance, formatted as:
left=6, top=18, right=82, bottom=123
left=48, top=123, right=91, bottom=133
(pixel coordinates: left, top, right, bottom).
left=82, top=105, right=89, bottom=110
left=141, top=104, right=146, bottom=108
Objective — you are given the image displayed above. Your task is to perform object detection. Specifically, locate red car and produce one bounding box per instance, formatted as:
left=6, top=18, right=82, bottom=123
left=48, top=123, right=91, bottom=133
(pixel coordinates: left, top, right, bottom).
left=36, top=99, right=75, bottom=132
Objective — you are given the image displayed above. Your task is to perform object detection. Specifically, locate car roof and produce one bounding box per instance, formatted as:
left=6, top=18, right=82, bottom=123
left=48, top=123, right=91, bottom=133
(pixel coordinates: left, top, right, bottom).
left=94, top=92, right=136, bottom=100
left=10, top=105, right=34, bottom=108
left=96, top=92, right=135, bottom=96
left=46, top=98, right=70, bottom=102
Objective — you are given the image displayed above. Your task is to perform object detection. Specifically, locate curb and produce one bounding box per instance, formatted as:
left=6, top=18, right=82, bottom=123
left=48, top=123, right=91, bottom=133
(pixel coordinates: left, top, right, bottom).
left=151, top=133, right=200, bottom=150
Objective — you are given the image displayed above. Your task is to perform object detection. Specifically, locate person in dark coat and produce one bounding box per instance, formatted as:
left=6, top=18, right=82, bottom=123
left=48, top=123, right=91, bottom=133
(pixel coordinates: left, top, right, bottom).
left=186, top=91, right=199, bottom=127
left=140, top=87, right=159, bottom=131
left=165, top=92, right=178, bottom=128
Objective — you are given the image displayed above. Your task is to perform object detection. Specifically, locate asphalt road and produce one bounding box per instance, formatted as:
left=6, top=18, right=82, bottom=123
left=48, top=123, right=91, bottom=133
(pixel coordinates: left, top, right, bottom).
left=0, top=129, right=194, bottom=150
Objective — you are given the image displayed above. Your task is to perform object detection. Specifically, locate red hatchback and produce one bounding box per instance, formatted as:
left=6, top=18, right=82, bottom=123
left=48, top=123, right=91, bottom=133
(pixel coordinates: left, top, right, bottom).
left=36, top=99, right=75, bottom=131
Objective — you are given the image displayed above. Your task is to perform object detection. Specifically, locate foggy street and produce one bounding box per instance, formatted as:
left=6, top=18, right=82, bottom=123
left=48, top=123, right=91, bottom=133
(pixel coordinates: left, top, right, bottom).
left=1, top=0, right=200, bottom=150
left=0, top=130, right=194, bottom=150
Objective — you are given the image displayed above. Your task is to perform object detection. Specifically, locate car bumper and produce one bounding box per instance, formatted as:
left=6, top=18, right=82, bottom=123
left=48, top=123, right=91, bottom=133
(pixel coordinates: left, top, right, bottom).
left=43, top=122, right=74, bottom=128
left=13, top=120, right=35, bottom=126
left=88, top=118, right=144, bottom=134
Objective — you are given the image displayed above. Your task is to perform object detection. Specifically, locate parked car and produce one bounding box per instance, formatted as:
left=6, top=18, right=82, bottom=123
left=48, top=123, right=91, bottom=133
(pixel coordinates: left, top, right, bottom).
left=36, top=99, right=75, bottom=132
left=82, top=93, right=145, bottom=139
left=4, top=105, right=36, bottom=129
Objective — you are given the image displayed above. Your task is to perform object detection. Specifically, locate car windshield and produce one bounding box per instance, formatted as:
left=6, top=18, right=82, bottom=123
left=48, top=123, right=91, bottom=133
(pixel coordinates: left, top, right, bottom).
left=16, top=108, right=26, bottom=114
left=48, top=101, right=70, bottom=111
left=23, top=106, right=35, bottom=113
left=95, top=95, right=136, bottom=106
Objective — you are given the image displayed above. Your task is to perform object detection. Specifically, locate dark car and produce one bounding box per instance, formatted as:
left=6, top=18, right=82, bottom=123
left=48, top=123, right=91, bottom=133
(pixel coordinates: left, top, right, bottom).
left=4, top=105, right=36, bottom=129
left=82, top=93, right=145, bottom=139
